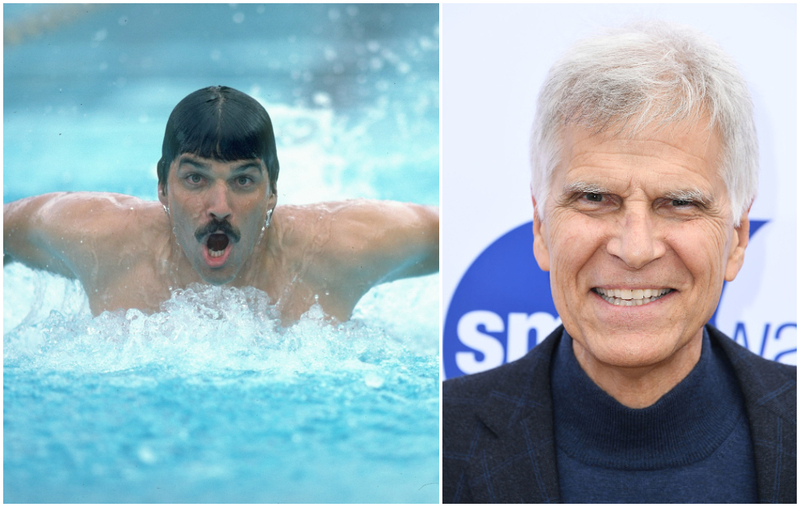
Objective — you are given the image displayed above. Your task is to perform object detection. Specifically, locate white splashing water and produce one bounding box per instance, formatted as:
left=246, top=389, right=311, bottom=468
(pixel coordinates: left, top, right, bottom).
left=4, top=263, right=437, bottom=369
left=4, top=264, right=439, bottom=503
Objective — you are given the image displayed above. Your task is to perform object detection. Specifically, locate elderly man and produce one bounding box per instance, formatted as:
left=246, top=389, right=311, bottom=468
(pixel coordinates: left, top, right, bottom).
left=4, top=86, right=439, bottom=324
left=443, top=22, right=795, bottom=503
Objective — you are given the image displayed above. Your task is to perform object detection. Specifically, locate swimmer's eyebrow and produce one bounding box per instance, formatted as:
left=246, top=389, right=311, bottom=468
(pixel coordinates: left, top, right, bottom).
left=231, top=161, right=263, bottom=173
left=177, top=156, right=210, bottom=170
left=176, top=156, right=263, bottom=173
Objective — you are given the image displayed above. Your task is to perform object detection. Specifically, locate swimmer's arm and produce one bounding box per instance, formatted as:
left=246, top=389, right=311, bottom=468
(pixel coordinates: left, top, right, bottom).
left=371, top=202, right=439, bottom=283
left=3, top=192, right=131, bottom=278
left=4, top=193, right=77, bottom=277
left=301, top=201, right=438, bottom=321
left=328, top=200, right=439, bottom=286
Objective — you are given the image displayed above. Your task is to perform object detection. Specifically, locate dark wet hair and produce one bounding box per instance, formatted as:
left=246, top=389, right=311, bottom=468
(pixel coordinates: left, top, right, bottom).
left=157, top=85, right=279, bottom=194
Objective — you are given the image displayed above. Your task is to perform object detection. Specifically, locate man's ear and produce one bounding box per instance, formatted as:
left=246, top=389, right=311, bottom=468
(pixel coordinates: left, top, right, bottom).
left=158, top=182, right=168, bottom=206
left=532, top=196, right=551, bottom=272
left=267, top=184, right=278, bottom=210
left=724, top=206, right=750, bottom=282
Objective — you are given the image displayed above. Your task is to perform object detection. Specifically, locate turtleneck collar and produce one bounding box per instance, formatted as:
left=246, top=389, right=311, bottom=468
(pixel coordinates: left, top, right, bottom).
left=551, top=327, right=745, bottom=470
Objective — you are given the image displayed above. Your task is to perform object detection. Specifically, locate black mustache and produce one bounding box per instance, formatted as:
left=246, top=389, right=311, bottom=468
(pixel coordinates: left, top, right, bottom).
left=195, top=219, right=241, bottom=243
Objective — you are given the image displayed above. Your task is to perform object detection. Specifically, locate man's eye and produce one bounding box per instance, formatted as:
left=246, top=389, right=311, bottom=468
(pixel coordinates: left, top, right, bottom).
left=672, top=199, right=692, bottom=207
left=584, top=193, right=603, bottom=202
left=236, top=176, right=252, bottom=186
left=187, top=174, right=203, bottom=184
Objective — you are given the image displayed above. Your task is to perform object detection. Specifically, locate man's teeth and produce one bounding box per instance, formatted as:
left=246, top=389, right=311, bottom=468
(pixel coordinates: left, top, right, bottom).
left=206, top=233, right=229, bottom=258
left=594, top=288, right=672, bottom=306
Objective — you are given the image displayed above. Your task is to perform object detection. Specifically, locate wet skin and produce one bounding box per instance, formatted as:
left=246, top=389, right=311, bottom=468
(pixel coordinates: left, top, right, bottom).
left=532, top=118, right=749, bottom=407
left=3, top=155, right=439, bottom=325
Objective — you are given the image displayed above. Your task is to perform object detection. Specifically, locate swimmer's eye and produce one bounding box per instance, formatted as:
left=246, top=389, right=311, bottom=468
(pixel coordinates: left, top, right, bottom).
left=235, top=176, right=253, bottom=187
left=186, top=173, right=204, bottom=185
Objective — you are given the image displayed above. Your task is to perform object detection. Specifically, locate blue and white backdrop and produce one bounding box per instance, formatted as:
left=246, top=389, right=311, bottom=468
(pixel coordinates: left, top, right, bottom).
left=442, top=4, right=797, bottom=379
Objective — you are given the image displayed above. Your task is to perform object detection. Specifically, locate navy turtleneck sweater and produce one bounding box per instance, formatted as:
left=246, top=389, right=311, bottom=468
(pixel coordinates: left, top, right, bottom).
left=551, top=329, right=759, bottom=503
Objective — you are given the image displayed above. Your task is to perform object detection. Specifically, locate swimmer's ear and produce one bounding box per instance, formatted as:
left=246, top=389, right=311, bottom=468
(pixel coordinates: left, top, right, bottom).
left=157, top=157, right=169, bottom=201
left=158, top=182, right=168, bottom=206
left=532, top=196, right=550, bottom=272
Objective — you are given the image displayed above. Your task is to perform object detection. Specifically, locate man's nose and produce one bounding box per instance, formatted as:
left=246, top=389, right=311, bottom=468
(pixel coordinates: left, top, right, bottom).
left=206, top=181, right=232, bottom=220
left=606, top=206, right=666, bottom=269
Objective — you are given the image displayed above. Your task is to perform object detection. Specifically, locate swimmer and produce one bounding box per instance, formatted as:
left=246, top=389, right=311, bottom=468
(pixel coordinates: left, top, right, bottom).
left=3, top=86, right=439, bottom=324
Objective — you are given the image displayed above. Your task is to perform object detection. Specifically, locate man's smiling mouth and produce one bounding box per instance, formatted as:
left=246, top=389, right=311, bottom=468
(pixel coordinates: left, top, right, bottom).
left=593, top=288, right=673, bottom=306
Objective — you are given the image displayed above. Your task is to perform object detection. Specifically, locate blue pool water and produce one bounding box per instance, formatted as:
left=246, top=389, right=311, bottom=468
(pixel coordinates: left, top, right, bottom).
left=4, top=4, right=439, bottom=503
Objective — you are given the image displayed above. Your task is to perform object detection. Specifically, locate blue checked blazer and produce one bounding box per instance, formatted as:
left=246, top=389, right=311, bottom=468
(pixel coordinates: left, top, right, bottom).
left=443, top=325, right=796, bottom=503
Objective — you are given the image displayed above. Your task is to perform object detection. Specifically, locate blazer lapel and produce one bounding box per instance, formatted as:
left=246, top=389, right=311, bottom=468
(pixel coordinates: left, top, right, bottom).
left=465, top=327, right=563, bottom=503
left=710, top=326, right=797, bottom=504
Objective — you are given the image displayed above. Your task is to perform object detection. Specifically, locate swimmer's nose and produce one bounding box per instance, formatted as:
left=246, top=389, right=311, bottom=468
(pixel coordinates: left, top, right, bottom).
left=206, top=181, right=232, bottom=221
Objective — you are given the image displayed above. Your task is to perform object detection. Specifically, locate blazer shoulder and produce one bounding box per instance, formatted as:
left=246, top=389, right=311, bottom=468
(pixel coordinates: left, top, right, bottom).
left=443, top=325, right=563, bottom=402
left=708, top=325, right=796, bottom=416
left=708, top=325, right=796, bottom=378
left=443, top=326, right=562, bottom=438
left=443, top=326, right=563, bottom=504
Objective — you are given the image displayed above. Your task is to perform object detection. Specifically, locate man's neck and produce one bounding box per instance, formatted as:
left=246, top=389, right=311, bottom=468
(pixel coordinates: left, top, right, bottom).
left=571, top=331, right=704, bottom=409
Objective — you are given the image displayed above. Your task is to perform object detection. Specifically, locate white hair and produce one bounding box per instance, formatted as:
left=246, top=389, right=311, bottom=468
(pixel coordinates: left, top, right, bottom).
left=530, top=20, right=758, bottom=226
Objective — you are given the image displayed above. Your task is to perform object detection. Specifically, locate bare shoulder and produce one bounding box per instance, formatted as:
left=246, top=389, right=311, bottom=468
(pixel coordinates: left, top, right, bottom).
left=6, top=191, right=151, bottom=224
left=276, top=198, right=437, bottom=226
left=36, top=192, right=153, bottom=222
left=273, top=199, right=437, bottom=249
left=4, top=192, right=165, bottom=276
left=322, top=198, right=438, bottom=247
left=273, top=199, right=438, bottom=284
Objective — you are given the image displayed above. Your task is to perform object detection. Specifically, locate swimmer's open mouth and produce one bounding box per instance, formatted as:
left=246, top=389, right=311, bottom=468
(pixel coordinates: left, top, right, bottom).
left=593, top=288, right=674, bottom=306
left=206, top=233, right=229, bottom=258
left=195, top=220, right=240, bottom=267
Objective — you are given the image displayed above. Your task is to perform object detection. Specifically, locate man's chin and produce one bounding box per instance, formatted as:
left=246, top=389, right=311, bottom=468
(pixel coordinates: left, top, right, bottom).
left=575, top=330, right=697, bottom=370
left=202, top=274, right=236, bottom=286
left=194, top=263, right=238, bottom=286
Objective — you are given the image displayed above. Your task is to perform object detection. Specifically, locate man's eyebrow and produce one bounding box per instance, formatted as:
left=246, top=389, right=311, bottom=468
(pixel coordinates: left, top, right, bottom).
left=231, top=161, right=264, bottom=173
left=178, top=156, right=210, bottom=170
left=562, top=181, right=713, bottom=203
left=664, top=188, right=712, bottom=204
left=562, top=181, right=610, bottom=194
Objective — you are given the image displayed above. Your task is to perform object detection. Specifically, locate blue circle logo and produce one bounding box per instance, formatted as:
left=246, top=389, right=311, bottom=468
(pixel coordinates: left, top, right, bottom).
left=443, top=221, right=560, bottom=379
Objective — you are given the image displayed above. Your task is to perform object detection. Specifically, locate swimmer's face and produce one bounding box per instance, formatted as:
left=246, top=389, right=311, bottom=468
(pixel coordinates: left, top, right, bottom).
left=159, top=154, right=276, bottom=285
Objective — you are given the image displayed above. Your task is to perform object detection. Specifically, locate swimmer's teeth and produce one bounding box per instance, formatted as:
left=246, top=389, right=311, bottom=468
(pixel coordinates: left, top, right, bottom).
left=595, top=288, right=671, bottom=306
left=208, top=248, right=224, bottom=258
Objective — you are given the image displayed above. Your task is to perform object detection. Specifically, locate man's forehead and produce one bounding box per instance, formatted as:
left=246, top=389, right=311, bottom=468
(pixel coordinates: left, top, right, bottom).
left=557, top=120, right=722, bottom=182
left=564, top=123, right=719, bottom=161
